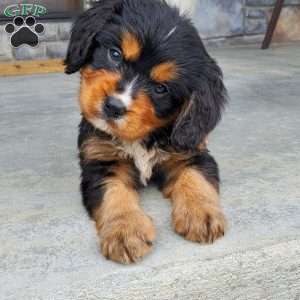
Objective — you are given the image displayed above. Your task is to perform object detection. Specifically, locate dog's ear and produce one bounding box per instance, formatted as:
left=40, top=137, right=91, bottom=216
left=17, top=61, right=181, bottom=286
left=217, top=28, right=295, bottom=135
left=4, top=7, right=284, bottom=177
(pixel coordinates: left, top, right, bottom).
left=64, top=0, right=123, bottom=74
left=171, top=61, right=228, bottom=151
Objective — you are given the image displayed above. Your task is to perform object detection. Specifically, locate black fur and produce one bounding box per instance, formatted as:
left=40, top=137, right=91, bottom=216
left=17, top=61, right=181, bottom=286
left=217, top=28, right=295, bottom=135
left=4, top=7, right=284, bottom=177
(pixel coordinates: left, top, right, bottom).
left=188, top=151, right=220, bottom=191
left=78, top=118, right=143, bottom=216
left=171, top=62, right=227, bottom=151
left=154, top=151, right=220, bottom=192
left=65, top=0, right=123, bottom=74
left=65, top=0, right=227, bottom=150
left=66, top=0, right=227, bottom=221
left=80, top=160, right=115, bottom=217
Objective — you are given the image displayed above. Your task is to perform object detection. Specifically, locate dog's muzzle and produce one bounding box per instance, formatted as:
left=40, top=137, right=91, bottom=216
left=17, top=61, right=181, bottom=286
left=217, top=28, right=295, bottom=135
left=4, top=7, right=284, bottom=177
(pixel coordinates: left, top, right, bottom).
left=103, top=96, right=126, bottom=120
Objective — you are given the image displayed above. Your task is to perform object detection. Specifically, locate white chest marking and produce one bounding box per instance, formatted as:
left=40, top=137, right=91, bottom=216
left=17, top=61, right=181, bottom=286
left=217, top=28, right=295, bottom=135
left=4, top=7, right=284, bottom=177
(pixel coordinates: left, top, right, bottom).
left=120, top=142, right=169, bottom=186
left=87, top=119, right=169, bottom=185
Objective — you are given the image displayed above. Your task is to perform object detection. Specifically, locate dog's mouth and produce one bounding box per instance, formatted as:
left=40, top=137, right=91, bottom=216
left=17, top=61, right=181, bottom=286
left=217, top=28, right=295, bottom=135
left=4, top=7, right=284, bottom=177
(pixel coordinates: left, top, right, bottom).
left=80, top=68, right=168, bottom=141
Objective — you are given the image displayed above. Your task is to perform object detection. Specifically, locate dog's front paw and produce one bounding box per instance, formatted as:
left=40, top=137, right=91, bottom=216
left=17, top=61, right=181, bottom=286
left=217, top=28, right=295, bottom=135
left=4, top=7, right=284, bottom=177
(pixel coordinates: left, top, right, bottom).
left=172, top=201, right=226, bottom=244
left=99, top=210, right=155, bottom=264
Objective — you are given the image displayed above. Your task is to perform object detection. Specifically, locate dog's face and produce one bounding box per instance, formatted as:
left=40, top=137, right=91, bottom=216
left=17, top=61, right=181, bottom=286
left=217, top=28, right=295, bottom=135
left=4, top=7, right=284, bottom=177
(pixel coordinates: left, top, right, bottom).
left=65, top=0, right=227, bottom=150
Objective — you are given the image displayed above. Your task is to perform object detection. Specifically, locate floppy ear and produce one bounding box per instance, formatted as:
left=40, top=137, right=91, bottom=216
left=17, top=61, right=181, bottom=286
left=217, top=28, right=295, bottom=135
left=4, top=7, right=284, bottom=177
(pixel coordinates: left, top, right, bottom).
left=171, top=61, right=228, bottom=151
left=64, top=0, right=123, bottom=74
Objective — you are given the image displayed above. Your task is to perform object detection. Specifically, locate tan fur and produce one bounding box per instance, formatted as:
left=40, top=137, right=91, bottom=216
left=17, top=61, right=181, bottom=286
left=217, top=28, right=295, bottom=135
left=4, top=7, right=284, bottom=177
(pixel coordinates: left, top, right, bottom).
left=163, top=166, right=227, bottom=243
left=81, top=135, right=170, bottom=185
left=94, top=164, right=155, bottom=264
left=199, top=136, right=209, bottom=150
left=81, top=135, right=223, bottom=261
left=150, top=61, right=178, bottom=82
left=80, top=67, right=121, bottom=119
left=81, top=136, right=123, bottom=162
left=121, top=141, right=170, bottom=185
left=80, top=69, right=172, bottom=142
left=111, top=92, right=171, bottom=141
left=121, top=31, right=142, bottom=61
left=81, top=134, right=210, bottom=187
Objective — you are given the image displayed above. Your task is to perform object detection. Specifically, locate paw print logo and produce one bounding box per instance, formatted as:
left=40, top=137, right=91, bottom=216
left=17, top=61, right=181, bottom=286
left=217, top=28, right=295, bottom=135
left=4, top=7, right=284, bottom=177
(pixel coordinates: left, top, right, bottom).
left=4, top=16, right=45, bottom=48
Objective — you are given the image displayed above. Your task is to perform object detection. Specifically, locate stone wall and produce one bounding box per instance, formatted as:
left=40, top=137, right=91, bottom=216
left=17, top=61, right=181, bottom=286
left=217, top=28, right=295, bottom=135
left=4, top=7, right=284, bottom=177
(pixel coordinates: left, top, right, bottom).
left=245, top=0, right=300, bottom=42
left=0, top=21, right=71, bottom=61
left=175, top=0, right=300, bottom=46
left=0, top=0, right=299, bottom=62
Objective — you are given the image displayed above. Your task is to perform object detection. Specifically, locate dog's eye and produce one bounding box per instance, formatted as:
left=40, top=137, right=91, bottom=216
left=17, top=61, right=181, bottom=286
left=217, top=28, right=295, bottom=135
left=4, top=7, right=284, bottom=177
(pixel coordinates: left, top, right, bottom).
left=154, top=84, right=169, bottom=95
left=108, top=48, right=122, bottom=64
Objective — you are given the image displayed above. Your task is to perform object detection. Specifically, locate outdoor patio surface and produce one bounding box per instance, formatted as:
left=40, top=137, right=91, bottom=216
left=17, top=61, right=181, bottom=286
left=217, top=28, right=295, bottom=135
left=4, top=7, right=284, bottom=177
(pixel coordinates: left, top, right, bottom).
left=1, top=43, right=300, bottom=300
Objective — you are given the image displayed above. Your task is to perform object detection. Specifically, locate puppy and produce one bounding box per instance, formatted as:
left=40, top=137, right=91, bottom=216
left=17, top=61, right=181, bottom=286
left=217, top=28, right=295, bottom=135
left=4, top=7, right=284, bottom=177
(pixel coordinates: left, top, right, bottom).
left=65, top=0, right=228, bottom=264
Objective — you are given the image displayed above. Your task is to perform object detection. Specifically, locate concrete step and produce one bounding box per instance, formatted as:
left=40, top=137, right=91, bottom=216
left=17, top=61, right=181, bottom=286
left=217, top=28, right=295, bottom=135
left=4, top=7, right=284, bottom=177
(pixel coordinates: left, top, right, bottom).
left=1, top=43, right=300, bottom=299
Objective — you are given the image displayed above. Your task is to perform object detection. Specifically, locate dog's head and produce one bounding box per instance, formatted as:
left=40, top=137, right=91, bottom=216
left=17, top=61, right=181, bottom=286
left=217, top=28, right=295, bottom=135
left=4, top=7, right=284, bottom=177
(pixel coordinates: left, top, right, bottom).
left=65, top=0, right=227, bottom=151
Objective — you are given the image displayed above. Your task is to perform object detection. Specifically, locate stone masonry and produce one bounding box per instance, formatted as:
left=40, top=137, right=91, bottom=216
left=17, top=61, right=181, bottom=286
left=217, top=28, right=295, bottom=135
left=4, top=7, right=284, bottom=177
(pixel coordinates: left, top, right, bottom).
left=0, top=0, right=299, bottom=61
left=191, top=0, right=300, bottom=47
left=245, top=0, right=300, bottom=40
left=0, top=21, right=72, bottom=61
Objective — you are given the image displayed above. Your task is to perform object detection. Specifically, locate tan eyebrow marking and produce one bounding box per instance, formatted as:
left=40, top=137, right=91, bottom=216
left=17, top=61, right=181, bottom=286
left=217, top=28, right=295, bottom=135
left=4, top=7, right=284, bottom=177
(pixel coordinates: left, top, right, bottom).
left=121, top=31, right=142, bottom=61
left=150, top=61, right=178, bottom=82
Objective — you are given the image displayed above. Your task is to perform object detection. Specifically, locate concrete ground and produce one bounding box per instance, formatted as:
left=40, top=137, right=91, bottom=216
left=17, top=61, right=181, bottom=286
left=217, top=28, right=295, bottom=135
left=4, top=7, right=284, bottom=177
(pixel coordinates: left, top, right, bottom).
left=1, top=43, right=300, bottom=300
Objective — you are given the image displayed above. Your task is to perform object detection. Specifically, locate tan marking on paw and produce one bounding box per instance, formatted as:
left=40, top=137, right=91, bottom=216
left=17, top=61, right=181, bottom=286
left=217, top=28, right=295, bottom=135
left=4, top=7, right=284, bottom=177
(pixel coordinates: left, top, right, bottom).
left=99, top=210, right=155, bottom=264
left=165, top=168, right=227, bottom=244
left=172, top=202, right=226, bottom=243
left=93, top=169, right=155, bottom=264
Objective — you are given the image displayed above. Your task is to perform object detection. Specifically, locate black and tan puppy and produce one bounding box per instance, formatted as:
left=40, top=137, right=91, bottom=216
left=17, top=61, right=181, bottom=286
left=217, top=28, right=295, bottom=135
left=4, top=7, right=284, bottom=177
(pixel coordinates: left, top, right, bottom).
left=65, top=0, right=228, bottom=264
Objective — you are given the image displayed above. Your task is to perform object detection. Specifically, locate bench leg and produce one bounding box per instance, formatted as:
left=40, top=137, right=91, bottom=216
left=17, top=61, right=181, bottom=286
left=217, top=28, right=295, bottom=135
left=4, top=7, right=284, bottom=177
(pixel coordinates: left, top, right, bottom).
left=261, top=0, right=285, bottom=49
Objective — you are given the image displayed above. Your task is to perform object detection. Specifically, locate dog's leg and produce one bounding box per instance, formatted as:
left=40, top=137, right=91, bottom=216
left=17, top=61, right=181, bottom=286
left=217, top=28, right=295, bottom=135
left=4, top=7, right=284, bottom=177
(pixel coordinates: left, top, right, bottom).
left=159, top=152, right=227, bottom=243
left=81, top=161, right=155, bottom=264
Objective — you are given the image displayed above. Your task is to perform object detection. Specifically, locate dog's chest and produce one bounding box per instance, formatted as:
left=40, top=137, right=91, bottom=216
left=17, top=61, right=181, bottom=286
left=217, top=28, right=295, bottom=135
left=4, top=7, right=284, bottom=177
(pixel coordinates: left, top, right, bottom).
left=119, top=142, right=169, bottom=186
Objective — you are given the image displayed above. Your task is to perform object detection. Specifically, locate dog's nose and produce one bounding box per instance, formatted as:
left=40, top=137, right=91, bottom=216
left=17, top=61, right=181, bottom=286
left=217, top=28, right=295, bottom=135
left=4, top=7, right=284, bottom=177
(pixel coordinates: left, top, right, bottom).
left=103, top=96, right=126, bottom=119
